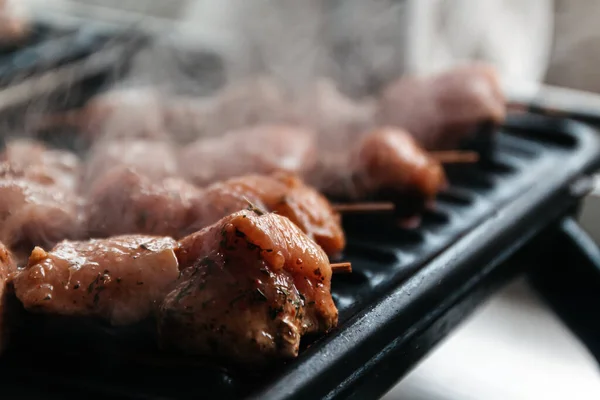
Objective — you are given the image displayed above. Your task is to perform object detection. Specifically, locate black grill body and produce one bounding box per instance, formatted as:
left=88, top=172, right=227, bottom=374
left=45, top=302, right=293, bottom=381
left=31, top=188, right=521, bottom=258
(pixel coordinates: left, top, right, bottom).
left=1, top=24, right=600, bottom=400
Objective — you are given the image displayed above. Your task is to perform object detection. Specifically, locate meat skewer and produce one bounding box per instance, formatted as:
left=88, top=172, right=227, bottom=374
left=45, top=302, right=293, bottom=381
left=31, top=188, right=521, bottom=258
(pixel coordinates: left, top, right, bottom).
left=330, top=262, right=352, bottom=274
left=180, top=125, right=317, bottom=187
left=377, top=63, right=506, bottom=150
left=191, top=173, right=346, bottom=258
left=332, top=202, right=396, bottom=213
left=160, top=209, right=339, bottom=366
left=0, top=140, right=85, bottom=260
left=12, top=235, right=181, bottom=326
left=85, top=168, right=346, bottom=258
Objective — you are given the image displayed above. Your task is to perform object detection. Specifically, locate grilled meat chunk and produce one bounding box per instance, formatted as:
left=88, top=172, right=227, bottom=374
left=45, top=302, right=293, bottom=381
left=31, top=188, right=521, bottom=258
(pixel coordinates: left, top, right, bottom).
left=160, top=210, right=338, bottom=365
left=0, top=179, right=84, bottom=256
left=180, top=125, right=317, bottom=187
left=377, top=63, right=506, bottom=149
left=0, top=139, right=82, bottom=191
left=310, top=128, right=447, bottom=211
left=84, top=139, right=178, bottom=190
left=12, top=235, right=180, bottom=326
left=0, top=241, right=16, bottom=353
left=86, top=167, right=202, bottom=238
left=191, top=173, right=345, bottom=257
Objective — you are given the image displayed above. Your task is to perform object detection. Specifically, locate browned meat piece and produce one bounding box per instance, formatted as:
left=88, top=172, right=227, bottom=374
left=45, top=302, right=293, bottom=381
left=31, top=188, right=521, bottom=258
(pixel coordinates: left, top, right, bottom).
left=1, top=139, right=82, bottom=191
left=160, top=210, right=338, bottom=366
left=377, top=63, right=506, bottom=150
left=83, top=139, right=178, bottom=190
left=0, top=241, right=16, bottom=353
left=180, top=124, right=318, bottom=187
left=190, top=173, right=345, bottom=257
left=86, top=167, right=202, bottom=238
left=12, top=235, right=180, bottom=326
left=309, top=128, right=447, bottom=215
left=0, top=179, right=84, bottom=257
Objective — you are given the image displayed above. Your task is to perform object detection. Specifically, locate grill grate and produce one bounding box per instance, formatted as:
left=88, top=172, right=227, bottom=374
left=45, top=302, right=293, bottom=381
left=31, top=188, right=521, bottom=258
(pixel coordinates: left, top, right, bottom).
left=1, top=22, right=600, bottom=400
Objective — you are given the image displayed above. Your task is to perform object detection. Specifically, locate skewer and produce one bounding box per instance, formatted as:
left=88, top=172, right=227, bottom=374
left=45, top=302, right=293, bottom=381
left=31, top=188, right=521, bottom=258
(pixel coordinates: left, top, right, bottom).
left=430, top=150, right=479, bottom=164
left=331, top=262, right=352, bottom=274
left=332, top=202, right=395, bottom=213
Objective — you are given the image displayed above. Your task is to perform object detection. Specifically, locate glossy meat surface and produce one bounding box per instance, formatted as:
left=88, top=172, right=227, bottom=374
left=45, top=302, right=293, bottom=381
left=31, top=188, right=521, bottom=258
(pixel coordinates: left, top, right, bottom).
left=161, top=210, right=338, bottom=365
left=309, top=128, right=447, bottom=212
left=86, top=167, right=202, bottom=238
left=352, top=128, right=447, bottom=201
left=84, top=139, right=178, bottom=189
left=189, top=173, right=345, bottom=257
left=179, top=125, right=318, bottom=187
left=0, top=139, right=82, bottom=191
left=13, top=235, right=180, bottom=326
left=0, top=241, right=16, bottom=353
left=377, top=63, right=506, bottom=149
left=0, top=179, right=84, bottom=255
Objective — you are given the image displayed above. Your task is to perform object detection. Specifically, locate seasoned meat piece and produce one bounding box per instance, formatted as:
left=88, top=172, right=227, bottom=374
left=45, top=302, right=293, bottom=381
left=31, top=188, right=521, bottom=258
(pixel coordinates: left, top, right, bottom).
left=352, top=128, right=447, bottom=202
left=180, top=125, right=317, bottom=187
left=12, top=235, right=180, bottom=326
left=86, top=167, right=202, bottom=238
left=190, top=173, right=345, bottom=257
left=0, top=241, right=16, bottom=353
left=0, top=179, right=84, bottom=257
left=309, top=128, right=447, bottom=214
left=377, top=63, right=506, bottom=149
left=160, top=210, right=338, bottom=365
left=83, top=139, right=178, bottom=190
left=1, top=139, right=82, bottom=191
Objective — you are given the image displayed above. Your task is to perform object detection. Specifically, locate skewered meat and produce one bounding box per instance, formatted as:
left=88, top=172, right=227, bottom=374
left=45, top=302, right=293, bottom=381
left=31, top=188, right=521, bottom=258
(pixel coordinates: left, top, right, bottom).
left=12, top=235, right=180, bottom=326
left=309, top=127, right=447, bottom=211
left=160, top=209, right=338, bottom=365
left=1, top=139, right=82, bottom=191
left=0, top=241, right=16, bottom=353
left=0, top=179, right=84, bottom=258
left=180, top=125, right=318, bottom=187
left=86, top=167, right=202, bottom=238
left=83, top=139, right=178, bottom=190
left=377, top=63, right=506, bottom=150
left=191, top=173, right=345, bottom=257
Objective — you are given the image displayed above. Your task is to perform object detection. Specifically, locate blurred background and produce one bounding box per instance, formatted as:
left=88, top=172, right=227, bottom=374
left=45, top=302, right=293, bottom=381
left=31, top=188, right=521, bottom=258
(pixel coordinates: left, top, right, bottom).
left=7, top=0, right=600, bottom=398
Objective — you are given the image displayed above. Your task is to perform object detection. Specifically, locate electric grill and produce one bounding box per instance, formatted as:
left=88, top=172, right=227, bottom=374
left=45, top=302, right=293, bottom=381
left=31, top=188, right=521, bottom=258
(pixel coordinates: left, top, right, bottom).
left=2, top=22, right=600, bottom=400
